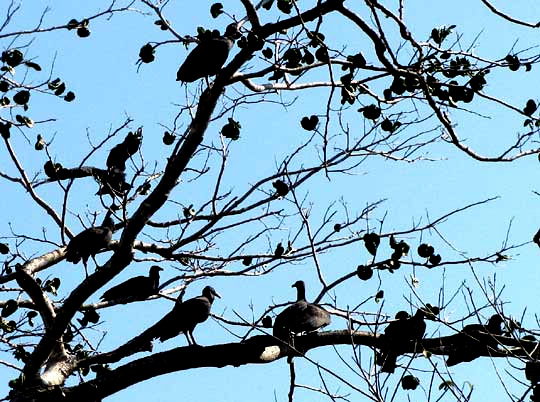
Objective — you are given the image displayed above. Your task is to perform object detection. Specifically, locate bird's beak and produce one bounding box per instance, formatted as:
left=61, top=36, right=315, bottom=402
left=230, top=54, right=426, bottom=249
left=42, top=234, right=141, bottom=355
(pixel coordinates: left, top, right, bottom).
left=214, top=290, right=222, bottom=299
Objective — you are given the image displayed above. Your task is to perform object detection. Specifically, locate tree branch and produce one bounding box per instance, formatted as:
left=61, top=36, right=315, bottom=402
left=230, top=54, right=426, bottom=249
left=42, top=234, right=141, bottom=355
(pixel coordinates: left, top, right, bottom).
left=16, top=329, right=534, bottom=401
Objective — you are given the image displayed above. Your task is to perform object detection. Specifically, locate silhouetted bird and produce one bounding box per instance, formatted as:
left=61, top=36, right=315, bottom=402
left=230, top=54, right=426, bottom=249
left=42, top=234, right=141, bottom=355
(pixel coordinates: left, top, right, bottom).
left=273, top=280, right=331, bottom=344
left=101, top=265, right=163, bottom=302
left=176, top=25, right=237, bottom=83
left=106, top=128, right=143, bottom=171
left=378, top=309, right=426, bottom=373
left=446, top=314, right=504, bottom=366
left=96, top=167, right=132, bottom=197
left=65, top=211, right=114, bottom=266
left=153, top=286, right=221, bottom=345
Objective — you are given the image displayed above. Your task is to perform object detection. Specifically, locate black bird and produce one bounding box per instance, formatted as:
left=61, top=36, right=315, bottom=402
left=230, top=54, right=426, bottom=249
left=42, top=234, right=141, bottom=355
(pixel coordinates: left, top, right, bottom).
left=378, top=309, right=426, bottom=373
left=65, top=211, right=114, bottom=266
left=96, top=167, right=132, bottom=197
left=153, top=286, right=221, bottom=345
left=273, top=280, right=331, bottom=343
left=101, top=265, right=163, bottom=302
left=106, top=128, right=143, bottom=172
left=176, top=25, right=237, bottom=83
left=446, top=314, right=504, bottom=366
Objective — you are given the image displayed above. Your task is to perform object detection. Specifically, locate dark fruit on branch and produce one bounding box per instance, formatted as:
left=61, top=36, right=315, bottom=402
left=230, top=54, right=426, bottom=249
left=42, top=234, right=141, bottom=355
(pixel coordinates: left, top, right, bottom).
left=1, top=300, right=17, bottom=317
left=139, top=44, right=155, bottom=63
left=13, top=90, right=30, bottom=105
left=360, top=104, right=381, bottom=120
left=272, top=179, right=289, bottom=197
left=221, top=118, right=241, bottom=140
left=357, top=265, right=373, bottom=280
left=77, top=27, right=91, bottom=38
left=524, top=99, right=537, bottom=116
left=67, top=19, right=79, bottom=30
left=363, top=233, right=380, bottom=256
left=301, top=115, right=319, bottom=131
left=163, top=131, right=175, bottom=145
left=401, top=375, right=420, bottom=390
left=210, top=3, right=224, bottom=18
left=2, top=50, right=23, bottom=67
left=417, top=243, right=434, bottom=258
left=429, top=254, right=441, bottom=266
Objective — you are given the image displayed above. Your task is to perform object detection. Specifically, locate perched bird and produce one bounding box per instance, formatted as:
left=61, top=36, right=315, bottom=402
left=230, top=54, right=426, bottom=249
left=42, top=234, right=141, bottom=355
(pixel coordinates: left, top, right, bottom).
left=101, top=265, right=163, bottom=303
left=96, top=167, right=131, bottom=197
left=176, top=25, right=237, bottom=83
left=106, top=128, right=143, bottom=172
left=273, top=280, right=331, bottom=344
left=446, top=314, right=504, bottom=366
left=153, top=286, right=221, bottom=345
left=378, top=309, right=426, bottom=373
left=65, top=211, right=114, bottom=266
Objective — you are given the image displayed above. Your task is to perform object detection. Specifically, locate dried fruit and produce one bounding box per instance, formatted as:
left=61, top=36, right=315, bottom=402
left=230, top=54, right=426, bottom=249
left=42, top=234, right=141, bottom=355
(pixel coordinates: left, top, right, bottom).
left=357, top=265, right=373, bottom=280
left=417, top=243, right=434, bottom=258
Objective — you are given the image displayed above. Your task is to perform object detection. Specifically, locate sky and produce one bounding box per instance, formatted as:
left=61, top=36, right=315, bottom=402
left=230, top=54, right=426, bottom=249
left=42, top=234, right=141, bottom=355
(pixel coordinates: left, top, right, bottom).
left=1, top=0, right=540, bottom=401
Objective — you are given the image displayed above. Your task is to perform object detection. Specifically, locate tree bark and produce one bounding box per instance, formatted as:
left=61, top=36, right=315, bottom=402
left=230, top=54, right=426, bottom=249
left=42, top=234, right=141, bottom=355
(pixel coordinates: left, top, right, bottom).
left=10, top=330, right=531, bottom=402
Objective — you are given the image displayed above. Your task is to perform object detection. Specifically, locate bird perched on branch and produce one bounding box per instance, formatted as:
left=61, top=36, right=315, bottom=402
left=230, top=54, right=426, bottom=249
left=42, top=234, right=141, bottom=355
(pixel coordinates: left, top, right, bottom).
left=152, top=286, right=221, bottom=345
left=106, top=128, right=142, bottom=172
left=101, top=265, right=163, bottom=303
left=446, top=314, right=504, bottom=366
left=65, top=211, right=114, bottom=266
left=176, top=24, right=238, bottom=83
left=378, top=309, right=426, bottom=373
left=273, top=280, right=331, bottom=344
left=96, top=167, right=132, bottom=197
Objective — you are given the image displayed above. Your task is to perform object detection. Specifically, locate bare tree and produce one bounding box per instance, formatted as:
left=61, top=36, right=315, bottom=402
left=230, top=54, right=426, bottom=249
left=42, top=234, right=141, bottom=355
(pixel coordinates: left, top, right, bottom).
left=1, top=0, right=540, bottom=401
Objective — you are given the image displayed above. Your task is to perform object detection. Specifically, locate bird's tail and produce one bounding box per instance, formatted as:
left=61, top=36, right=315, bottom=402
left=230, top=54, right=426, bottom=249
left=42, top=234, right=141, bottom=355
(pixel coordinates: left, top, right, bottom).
left=65, top=252, right=80, bottom=264
left=377, top=351, right=397, bottom=373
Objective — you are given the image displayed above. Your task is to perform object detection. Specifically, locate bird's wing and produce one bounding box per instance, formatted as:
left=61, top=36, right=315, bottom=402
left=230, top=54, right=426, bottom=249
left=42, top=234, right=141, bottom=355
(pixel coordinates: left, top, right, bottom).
left=101, top=276, right=146, bottom=300
left=295, top=304, right=331, bottom=331
left=65, top=233, right=85, bottom=261
left=154, top=310, right=182, bottom=342
left=174, top=296, right=212, bottom=325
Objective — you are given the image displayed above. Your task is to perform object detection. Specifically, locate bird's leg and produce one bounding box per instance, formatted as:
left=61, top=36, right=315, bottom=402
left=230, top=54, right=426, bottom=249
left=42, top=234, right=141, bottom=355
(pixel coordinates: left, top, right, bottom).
left=288, top=330, right=295, bottom=348
left=189, top=331, right=198, bottom=346
left=91, top=255, right=100, bottom=271
left=82, top=260, right=89, bottom=278
left=184, top=332, right=192, bottom=346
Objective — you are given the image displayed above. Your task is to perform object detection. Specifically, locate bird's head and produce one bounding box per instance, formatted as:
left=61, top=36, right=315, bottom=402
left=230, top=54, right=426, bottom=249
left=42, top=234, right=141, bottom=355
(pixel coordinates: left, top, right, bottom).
left=150, top=265, right=163, bottom=274
left=203, top=286, right=221, bottom=301
left=394, top=310, right=410, bottom=320
left=291, top=280, right=306, bottom=301
left=488, top=314, right=504, bottom=329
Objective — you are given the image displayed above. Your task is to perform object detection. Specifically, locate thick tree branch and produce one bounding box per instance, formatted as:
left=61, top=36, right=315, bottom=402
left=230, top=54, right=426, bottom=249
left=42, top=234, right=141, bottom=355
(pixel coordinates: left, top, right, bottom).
left=15, top=329, right=534, bottom=401
left=14, top=265, right=55, bottom=330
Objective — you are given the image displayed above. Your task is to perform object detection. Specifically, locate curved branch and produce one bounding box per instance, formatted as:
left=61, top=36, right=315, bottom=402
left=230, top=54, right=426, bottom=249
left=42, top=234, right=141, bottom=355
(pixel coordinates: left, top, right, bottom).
left=479, top=0, right=540, bottom=28
left=16, top=329, right=533, bottom=402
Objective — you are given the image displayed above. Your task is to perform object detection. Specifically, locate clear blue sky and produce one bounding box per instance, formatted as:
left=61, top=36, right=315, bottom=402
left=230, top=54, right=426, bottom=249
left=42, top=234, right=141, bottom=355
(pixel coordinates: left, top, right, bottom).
left=1, top=1, right=539, bottom=401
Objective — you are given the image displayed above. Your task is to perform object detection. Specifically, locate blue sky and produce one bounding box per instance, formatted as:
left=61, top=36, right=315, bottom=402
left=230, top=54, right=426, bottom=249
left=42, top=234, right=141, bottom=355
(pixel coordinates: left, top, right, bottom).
left=1, top=0, right=540, bottom=401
